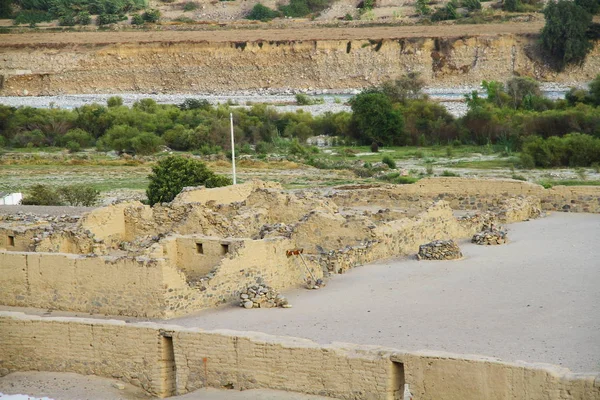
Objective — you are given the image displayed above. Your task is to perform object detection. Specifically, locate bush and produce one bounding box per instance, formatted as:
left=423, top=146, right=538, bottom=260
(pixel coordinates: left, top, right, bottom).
left=142, top=8, right=160, bottom=22
left=76, top=11, right=91, bottom=25
left=107, top=96, right=124, bottom=107
left=97, top=13, right=123, bottom=25
left=13, top=10, right=52, bottom=24
left=179, top=98, right=211, bottom=111
left=540, top=0, right=593, bottom=70
left=146, top=156, right=232, bottom=205
left=462, top=0, right=481, bottom=10
left=415, top=0, right=431, bottom=15
left=381, top=155, right=396, bottom=169
left=521, top=133, right=600, bottom=167
left=279, top=0, right=331, bottom=17
left=503, top=0, right=521, bottom=11
left=370, top=141, right=379, bottom=152
left=246, top=3, right=278, bottom=20
left=131, top=13, right=144, bottom=24
left=295, top=93, right=324, bottom=105
left=183, top=1, right=198, bottom=11
left=21, top=184, right=63, bottom=206
left=58, top=13, right=75, bottom=26
left=57, top=184, right=100, bottom=206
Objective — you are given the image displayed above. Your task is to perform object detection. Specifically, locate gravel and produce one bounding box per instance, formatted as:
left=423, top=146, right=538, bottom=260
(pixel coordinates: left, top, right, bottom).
left=0, top=83, right=578, bottom=117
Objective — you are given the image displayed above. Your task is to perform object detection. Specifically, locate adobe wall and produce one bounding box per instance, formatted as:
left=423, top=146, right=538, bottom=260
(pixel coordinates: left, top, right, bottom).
left=0, top=235, right=320, bottom=318
left=1, top=312, right=598, bottom=400
left=329, top=178, right=600, bottom=213
left=157, top=236, right=322, bottom=315
left=0, top=251, right=169, bottom=317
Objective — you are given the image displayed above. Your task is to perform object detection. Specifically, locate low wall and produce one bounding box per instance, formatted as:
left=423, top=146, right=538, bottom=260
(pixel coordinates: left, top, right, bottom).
left=0, top=251, right=168, bottom=317
left=1, top=312, right=598, bottom=400
left=0, top=235, right=320, bottom=318
left=329, top=178, right=600, bottom=214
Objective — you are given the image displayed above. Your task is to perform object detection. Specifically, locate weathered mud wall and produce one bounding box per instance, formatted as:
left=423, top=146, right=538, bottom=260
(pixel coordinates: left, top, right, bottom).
left=1, top=312, right=599, bottom=399
left=330, top=178, right=600, bottom=213
left=1, top=35, right=599, bottom=95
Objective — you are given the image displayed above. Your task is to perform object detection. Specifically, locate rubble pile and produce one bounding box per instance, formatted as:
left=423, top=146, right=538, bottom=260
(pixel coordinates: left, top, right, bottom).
left=472, top=229, right=508, bottom=245
left=417, top=240, right=462, bottom=260
left=239, top=284, right=291, bottom=309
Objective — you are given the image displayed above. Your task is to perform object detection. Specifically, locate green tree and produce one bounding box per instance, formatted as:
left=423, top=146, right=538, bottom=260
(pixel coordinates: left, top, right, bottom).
left=146, top=156, right=232, bottom=205
left=246, top=3, right=278, bottom=21
left=349, top=92, right=406, bottom=146
left=0, top=0, right=13, bottom=18
left=540, top=0, right=593, bottom=70
left=574, top=0, right=599, bottom=14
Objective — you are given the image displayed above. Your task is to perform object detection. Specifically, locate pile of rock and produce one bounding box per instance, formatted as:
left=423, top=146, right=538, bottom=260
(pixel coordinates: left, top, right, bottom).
left=417, top=240, right=462, bottom=260
left=472, top=229, right=507, bottom=245
left=239, top=284, right=291, bottom=309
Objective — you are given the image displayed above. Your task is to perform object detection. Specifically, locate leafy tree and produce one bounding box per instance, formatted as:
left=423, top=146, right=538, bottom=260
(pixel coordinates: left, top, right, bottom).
left=540, top=0, right=593, bottom=70
left=575, top=0, right=599, bottom=14
left=0, top=0, right=13, bottom=18
left=142, top=8, right=159, bottom=22
left=246, top=3, right=278, bottom=21
left=380, top=73, right=425, bottom=104
left=349, top=92, right=406, bottom=146
left=506, top=77, right=542, bottom=109
left=146, top=156, right=232, bottom=205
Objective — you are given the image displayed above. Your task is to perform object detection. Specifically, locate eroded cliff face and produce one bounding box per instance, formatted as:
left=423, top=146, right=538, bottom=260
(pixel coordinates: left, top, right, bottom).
left=1, top=34, right=599, bottom=95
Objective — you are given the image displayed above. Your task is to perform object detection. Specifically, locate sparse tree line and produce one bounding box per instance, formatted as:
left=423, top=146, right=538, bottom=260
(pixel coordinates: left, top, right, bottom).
left=0, top=0, right=160, bottom=25
left=1, top=74, right=599, bottom=168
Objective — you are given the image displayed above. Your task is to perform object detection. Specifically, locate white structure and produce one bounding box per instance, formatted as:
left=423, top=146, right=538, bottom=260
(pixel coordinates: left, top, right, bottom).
left=0, top=192, right=23, bottom=205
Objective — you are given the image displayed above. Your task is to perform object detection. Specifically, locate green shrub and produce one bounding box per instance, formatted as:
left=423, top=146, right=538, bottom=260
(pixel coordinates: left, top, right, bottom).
left=58, top=13, right=76, bottom=25
left=146, top=156, right=231, bottom=205
left=57, top=184, right=100, bottom=206
left=462, top=0, right=481, bottom=10
left=415, top=0, right=431, bottom=15
left=511, top=174, right=527, bottom=181
left=379, top=173, right=418, bottom=184
left=246, top=3, right=278, bottom=20
left=76, top=11, right=91, bottom=24
left=381, top=155, right=396, bottom=169
left=279, top=0, right=331, bottom=17
left=295, top=93, right=324, bottom=105
left=142, top=8, right=160, bottom=22
left=183, top=1, right=198, bottom=11
left=107, top=96, right=123, bottom=107
left=22, top=185, right=63, bottom=206
left=521, top=133, right=600, bottom=167
left=58, top=128, right=95, bottom=147
left=13, top=10, right=53, bottom=24
left=131, top=13, right=144, bottom=24
left=370, top=141, right=379, bottom=152
left=179, top=98, right=211, bottom=110
left=97, top=13, right=123, bottom=25
left=441, top=170, right=460, bottom=177
left=503, top=0, right=521, bottom=11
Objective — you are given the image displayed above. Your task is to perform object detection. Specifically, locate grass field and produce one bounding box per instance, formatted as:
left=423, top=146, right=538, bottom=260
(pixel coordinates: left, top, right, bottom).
left=1, top=146, right=599, bottom=204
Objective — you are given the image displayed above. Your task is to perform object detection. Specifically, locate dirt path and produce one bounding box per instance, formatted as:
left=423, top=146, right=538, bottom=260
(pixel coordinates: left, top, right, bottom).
left=0, top=22, right=543, bottom=46
left=0, top=372, right=333, bottom=400
left=165, top=212, right=600, bottom=373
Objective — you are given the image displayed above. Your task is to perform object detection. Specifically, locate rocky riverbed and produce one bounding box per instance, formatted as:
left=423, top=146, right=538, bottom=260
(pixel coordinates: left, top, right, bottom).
left=0, top=83, right=576, bottom=117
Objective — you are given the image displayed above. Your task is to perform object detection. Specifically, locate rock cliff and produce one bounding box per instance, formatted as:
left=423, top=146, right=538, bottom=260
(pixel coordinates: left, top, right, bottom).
left=1, top=33, right=598, bottom=95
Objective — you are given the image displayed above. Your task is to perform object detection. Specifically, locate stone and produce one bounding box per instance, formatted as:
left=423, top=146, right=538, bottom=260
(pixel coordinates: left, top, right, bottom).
left=112, top=382, right=125, bottom=390
left=240, top=293, right=249, bottom=299
left=243, top=301, right=253, bottom=309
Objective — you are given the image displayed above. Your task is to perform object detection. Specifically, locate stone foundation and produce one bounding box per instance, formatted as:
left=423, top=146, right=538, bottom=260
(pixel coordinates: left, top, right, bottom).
left=472, top=229, right=508, bottom=245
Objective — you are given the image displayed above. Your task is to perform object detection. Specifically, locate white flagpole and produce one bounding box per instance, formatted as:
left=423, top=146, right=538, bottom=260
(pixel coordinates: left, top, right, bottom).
left=230, top=112, right=237, bottom=185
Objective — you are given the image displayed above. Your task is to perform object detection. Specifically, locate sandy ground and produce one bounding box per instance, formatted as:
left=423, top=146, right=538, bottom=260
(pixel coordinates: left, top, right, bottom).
left=165, top=212, right=600, bottom=373
left=0, top=22, right=544, bottom=46
left=0, top=372, right=332, bottom=400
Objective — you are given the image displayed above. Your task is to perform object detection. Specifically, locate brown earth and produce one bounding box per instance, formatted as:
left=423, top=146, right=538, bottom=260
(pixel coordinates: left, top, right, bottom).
left=0, top=22, right=544, bottom=46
